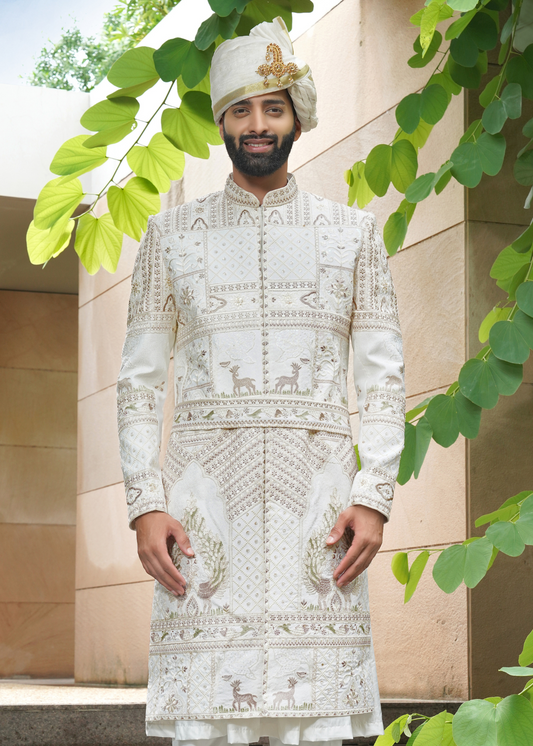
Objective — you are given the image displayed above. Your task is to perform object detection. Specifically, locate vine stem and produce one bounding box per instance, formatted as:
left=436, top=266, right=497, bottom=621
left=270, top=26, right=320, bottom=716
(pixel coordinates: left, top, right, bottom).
left=75, top=80, right=176, bottom=220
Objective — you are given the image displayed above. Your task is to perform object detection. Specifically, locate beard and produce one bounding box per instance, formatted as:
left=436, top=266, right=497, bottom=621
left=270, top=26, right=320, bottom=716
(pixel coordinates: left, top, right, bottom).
left=222, top=119, right=296, bottom=177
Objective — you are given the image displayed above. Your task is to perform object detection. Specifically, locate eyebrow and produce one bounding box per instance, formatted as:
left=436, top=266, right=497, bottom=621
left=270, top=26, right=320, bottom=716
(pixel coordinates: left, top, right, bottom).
left=231, top=98, right=287, bottom=107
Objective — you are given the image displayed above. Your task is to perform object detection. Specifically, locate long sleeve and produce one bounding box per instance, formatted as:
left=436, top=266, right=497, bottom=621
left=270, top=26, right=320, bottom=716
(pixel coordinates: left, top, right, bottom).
left=116, top=215, right=178, bottom=530
left=349, top=211, right=406, bottom=521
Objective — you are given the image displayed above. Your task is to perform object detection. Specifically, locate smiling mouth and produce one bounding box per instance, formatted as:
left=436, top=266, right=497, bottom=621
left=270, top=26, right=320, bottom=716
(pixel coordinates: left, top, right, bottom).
left=243, top=140, right=274, bottom=152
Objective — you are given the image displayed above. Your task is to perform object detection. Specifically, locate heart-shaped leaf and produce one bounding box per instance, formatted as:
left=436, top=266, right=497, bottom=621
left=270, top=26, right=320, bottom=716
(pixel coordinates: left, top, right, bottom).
left=128, top=132, right=185, bottom=193
left=108, top=177, right=161, bottom=241
left=74, top=212, right=123, bottom=275
left=33, top=177, right=85, bottom=231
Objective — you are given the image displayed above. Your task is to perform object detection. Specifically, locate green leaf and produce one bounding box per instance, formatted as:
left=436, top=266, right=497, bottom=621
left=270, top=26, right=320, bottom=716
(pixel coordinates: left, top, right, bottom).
left=458, top=357, right=499, bottom=408
left=490, top=312, right=533, bottom=364
left=108, top=177, right=161, bottom=241
left=365, top=144, right=392, bottom=197
left=485, top=521, right=525, bottom=556
left=415, top=710, right=455, bottom=746
left=80, top=96, right=139, bottom=132
left=107, top=78, right=159, bottom=100
left=26, top=216, right=75, bottom=265
left=414, top=416, right=432, bottom=478
left=395, top=118, right=434, bottom=151
left=390, top=139, right=418, bottom=193
left=107, top=46, right=158, bottom=88
left=451, top=33, right=480, bottom=68
left=127, top=132, right=185, bottom=193
left=435, top=168, right=453, bottom=195
left=468, top=10, right=498, bottom=51
left=446, top=8, right=477, bottom=40
left=347, top=161, right=375, bottom=210
left=479, top=307, right=511, bottom=343
left=154, top=38, right=214, bottom=88
left=499, top=667, right=533, bottom=677
left=464, top=537, right=493, bottom=588
left=398, top=421, right=416, bottom=485
left=454, top=391, right=481, bottom=438
left=195, top=10, right=241, bottom=50
left=50, top=135, right=107, bottom=179
left=519, top=629, right=533, bottom=667
left=405, top=550, right=430, bottom=603
left=33, top=176, right=84, bottom=231
left=515, top=150, right=533, bottom=187
left=406, top=172, right=437, bottom=203
left=490, top=245, right=531, bottom=280
left=453, top=695, right=533, bottom=746
left=392, top=552, right=409, bottom=585
left=482, top=99, right=507, bottom=134
left=516, top=495, right=533, bottom=545
left=486, top=353, right=522, bottom=396
left=433, top=544, right=466, bottom=594
left=506, top=44, right=533, bottom=100
left=235, top=0, right=296, bottom=35
left=420, top=83, right=449, bottom=124
left=406, top=723, right=426, bottom=745
left=501, top=82, right=522, bottom=119
left=449, top=50, right=487, bottom=89
left=479, top=75, right=501, bottom=108
left=397, top=93, right=422, bottom=134
left=74, top=212, right=123, bottom=275
left=162, top=91, right=223, bottom=159
left=177, top=71, right=211, bottom=98
left=384, top=211, right=408, bottom=255
left=512, top=224, right=533, bottom=253
left=447, top=0, right=480, bottom=10
left=408, top=30, right=443, bottom=68
left=523, top=117, right=533, bottom=139
left=425, top=394, right=460, bottom=447
left=375, top=716, right=406, bottom=746
left=450, top=142, right=483, bottom=187
left=83, top=121, right=138, bottom=148
left=420, top=1, right=443, bottom=55
left=208, top=0, right=250, bottom=15
left=475, top=505, right=518, bottom=528
left=477, top=132, right=506, bottom=176
left=489, top=319, right=529, bottom=364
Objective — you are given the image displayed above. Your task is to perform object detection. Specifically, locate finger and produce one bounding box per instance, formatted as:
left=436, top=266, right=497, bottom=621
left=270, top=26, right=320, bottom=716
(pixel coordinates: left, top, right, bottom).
left=332, top=536, right=368, bottom=579
left=170, top=525, right=194, bottom=557
left=325, top=515, right=348, bottom=546
left=336, top=546, right=379, bottom=586
left=156, top=549, right=190, bottom=589
left=146, top=556, right=187, bottom=596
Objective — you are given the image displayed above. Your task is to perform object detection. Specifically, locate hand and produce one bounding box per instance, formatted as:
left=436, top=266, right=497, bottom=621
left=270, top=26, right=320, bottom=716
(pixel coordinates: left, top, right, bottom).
left=135, top=510, right=194, bottom=596
left=325, top=504, right=386, bottom=586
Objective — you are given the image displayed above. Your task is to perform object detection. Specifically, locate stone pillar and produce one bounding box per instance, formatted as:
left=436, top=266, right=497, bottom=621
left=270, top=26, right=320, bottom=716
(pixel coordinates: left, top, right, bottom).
left=0, top=289, right=77, bottom=677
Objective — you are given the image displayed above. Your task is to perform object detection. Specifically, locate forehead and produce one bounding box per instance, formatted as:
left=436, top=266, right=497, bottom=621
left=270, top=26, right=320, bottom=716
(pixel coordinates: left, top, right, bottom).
left=233, top=89, right=292, bottom=105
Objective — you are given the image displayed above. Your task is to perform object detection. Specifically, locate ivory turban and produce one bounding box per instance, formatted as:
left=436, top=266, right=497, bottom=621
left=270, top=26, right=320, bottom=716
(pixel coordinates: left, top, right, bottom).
left=210, top=16, right=318, bottom=133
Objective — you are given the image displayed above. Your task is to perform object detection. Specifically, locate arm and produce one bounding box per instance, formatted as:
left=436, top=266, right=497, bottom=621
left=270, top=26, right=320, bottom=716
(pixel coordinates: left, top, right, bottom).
left=116, top=215, right=193, bottom=595
left=326, top=211, right=406, bottom=582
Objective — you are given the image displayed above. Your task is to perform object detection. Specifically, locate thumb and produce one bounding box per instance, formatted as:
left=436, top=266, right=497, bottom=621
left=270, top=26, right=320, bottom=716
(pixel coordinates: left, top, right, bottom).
left=169, top=520, right=195, bottom=557
left=326, top=514, right=348, bottom=545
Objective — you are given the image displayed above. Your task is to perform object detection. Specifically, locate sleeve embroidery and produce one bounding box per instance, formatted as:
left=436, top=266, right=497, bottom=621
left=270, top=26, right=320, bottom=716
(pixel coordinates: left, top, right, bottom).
left=116, top=215, right=178, bottom=529
left=349, top=211, right=406, bottom=521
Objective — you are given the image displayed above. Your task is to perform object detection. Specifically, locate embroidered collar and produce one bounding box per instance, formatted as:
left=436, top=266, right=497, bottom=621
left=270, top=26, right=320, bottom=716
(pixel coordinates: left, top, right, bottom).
left=224, top=172, right=298, bottom=208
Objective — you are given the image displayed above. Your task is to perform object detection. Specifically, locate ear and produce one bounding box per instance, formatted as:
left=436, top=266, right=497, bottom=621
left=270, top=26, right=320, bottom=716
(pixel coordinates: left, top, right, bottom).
left=294, top=115, right=302, bottom=142
left=218, top=114, right=225, bottom=140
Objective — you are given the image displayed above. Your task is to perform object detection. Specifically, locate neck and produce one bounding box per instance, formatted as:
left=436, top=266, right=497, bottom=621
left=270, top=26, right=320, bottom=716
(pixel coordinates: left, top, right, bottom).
left=232, top=164, right=289, bottom=205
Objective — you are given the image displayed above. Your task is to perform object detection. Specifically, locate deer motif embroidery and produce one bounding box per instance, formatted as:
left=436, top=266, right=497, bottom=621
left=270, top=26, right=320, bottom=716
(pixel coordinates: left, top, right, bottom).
left=272, top=677, right=298, bottom=708
left=275, top=363, right=301, bottom=394
left=229, top=365, right=256, bottom=396
left=256, top=43, right=300, bottom=88
left=230, top=680, right=258, bottom=711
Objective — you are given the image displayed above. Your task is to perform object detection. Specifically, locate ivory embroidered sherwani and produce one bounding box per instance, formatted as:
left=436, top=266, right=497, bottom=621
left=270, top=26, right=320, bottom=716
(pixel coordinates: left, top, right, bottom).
left=116, top=172, right=406, bottom=744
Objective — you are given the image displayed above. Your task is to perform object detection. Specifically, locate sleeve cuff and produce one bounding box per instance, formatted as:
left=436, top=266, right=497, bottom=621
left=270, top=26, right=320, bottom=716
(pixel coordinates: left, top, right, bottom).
left=125, top=473, right=168, bottom=530
left=348, top=471, right=395, bottom=522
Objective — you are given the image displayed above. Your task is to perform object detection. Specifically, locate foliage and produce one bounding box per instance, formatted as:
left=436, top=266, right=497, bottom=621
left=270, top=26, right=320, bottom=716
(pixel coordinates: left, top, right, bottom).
left=26, top=0, right=181, bottom=92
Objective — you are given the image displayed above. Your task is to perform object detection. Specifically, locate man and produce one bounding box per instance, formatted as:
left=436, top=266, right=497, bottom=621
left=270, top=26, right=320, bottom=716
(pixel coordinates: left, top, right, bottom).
left=116, top=16, right=405, bottom=745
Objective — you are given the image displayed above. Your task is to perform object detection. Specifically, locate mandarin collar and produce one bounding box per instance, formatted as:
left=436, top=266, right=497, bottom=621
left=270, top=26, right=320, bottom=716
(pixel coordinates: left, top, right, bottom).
left=224, top=172, right=298, bottom=208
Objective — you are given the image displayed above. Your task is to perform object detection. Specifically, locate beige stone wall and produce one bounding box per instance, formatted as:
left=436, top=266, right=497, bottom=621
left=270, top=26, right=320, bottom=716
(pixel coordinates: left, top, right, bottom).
left=0, top=290, right=77, bottom=677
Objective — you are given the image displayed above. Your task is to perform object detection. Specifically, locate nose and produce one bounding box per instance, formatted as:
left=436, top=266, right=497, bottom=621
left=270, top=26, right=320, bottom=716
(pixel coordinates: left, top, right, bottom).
left=246, top=106, right=270, bottom=136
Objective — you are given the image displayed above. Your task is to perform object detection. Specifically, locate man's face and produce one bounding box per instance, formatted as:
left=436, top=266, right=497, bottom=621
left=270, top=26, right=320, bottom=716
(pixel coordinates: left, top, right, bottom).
left=219, top=89, right=302, bottom=178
